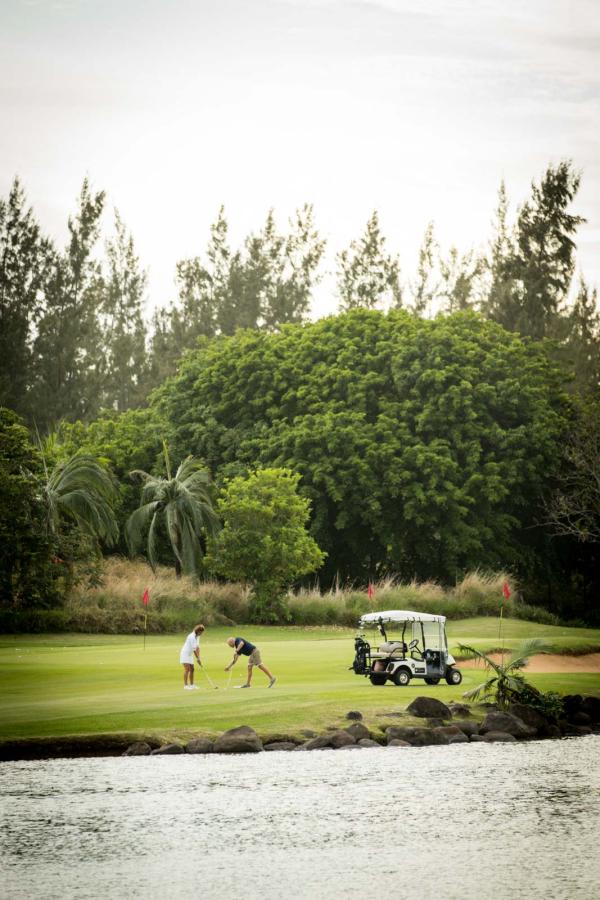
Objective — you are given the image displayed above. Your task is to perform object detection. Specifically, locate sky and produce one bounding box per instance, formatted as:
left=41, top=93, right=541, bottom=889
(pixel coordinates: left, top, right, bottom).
left=1, top=0, right=599, bottom=318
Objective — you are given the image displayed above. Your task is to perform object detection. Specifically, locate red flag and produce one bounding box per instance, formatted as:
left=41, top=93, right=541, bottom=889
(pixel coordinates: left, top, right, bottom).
left=367, top=582, right=374, bottom=601
left=502, top=582, right=511, bottom=600
left=142, top=588, right=150, bottom=607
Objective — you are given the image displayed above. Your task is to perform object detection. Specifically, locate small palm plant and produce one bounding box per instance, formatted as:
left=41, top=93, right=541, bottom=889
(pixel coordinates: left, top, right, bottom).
left=43, top=453, right=119, bottom=547
left=458, top=639, right=549, bottom=708
left=126, top=447, right=220, bottom=578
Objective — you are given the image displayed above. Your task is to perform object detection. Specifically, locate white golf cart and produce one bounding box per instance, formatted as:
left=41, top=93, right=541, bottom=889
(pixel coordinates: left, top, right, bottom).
left=351, top=609, right=462, bottom=687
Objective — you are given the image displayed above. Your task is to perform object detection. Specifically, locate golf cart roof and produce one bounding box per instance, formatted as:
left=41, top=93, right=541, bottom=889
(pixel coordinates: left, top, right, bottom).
left=359, top=609, right=446, bottom=626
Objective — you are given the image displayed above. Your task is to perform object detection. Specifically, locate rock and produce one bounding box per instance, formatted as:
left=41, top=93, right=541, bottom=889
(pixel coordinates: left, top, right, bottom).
left=185, top=738, right=214, bottom=754
left=387, top=739, right=411, bottom=747
left=508, top=703, right=549, bottom=731
left=358, top=738, right=381, bottom=748
left=329, top=730, right=356, bottom=749
left=562, top=724, right=592, bottom=736
left=469, top=734, right=486, bottom=742
left=452, top=720, right=480, bottom=737
left=544, top=725, right=561, bottom=739
left=480, top=711, right=536, bottom=738
left=563, top=694, right=583, bottom=716
left=261, top=733, right=304, bottom=746
left=407, top=697, right=452, bottom=720
left=448, top=732, right=469, bottom=744
left=570, top=712, right=592, bottom=726
left=449, top=702, right=472, bottom=718
left=426, top=718, right=446, bottom=728
left=345, top=722, right=371, bottom=742
left=433, top=725, right=462, bottom=736
left=483, top=731, right=517, bottom=743
left=337, top=744, right=364, bottom=750
left=264, top=742, right=297, bottom=751
left=412, top=729, right=451, bottom=746
left=580, top=696, right=600, bottom=722
left=346, top=711, right=363, bottom=721
left=213, top=726, right=263, bottom=754
left=297, top=735, right=334, bottom=751
left=122, top=741, right=152, bottom=756
left=385, top=725, right=419, bottom=742
left=300, top=729, right=318, bottom=738
left=151, top=743, right=185, bottom=755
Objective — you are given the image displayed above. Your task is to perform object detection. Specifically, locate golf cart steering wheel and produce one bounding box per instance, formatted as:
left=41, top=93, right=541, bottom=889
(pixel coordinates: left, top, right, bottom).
left=408, top=638, right=423, bottom=660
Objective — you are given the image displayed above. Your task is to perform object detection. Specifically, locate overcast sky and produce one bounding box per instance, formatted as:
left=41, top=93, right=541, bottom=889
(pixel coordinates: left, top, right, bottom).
left=2, top=0, right=599, bottom=318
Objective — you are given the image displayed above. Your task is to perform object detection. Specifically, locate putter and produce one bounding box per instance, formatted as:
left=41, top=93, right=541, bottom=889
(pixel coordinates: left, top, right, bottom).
left=198, top=663, right=219, bottom=690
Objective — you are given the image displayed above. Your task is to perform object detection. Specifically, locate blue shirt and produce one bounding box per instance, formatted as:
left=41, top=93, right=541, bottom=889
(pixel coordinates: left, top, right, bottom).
left=234, top=637, right=256, bottom=656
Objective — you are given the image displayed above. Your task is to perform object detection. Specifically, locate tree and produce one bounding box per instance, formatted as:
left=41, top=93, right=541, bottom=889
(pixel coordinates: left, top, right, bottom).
left=563, top=279, right=600, bottom=394
left=209, top=468, right=325, bottom=622
left=99, top=211, right=148, bottom=411
left=486, top=162, right=585, bottom=340
left=157, top=309, right=569, bottom=586
left=459, top=639, right=549, bottom=707
left=545, top=395, right=600, bottom=543
left=42, top=453, right=119, bottom=551
left=439, top=247, right=482, bottom=314
left=30, top=179, right=106, bottom=429
left=0, top=179, right=51, bottom=419
left=337, top=211, right=402, bottom=311
left=0, top=408, right=58, bottom=607
left=126, top=449, right=219, bottom=577
left=410, top=222, right=438, bottom=316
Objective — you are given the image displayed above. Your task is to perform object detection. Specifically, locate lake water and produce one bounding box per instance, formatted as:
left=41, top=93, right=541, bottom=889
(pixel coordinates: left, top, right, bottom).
left=1, top=736, right=599, bottom=900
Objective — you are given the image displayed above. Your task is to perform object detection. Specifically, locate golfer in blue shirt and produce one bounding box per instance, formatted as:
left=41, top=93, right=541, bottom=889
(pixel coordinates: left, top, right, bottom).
left=225, top=636, right=276, bottom=688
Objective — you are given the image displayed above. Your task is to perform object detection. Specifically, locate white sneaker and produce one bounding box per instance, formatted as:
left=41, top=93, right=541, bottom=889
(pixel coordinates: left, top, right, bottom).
left=189, top=684, right=198, bottom=690
left=184, top=685, right=192, bottom=690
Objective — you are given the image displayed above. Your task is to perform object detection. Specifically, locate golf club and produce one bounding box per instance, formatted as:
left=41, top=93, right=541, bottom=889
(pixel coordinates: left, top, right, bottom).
left=197, top=663, right=219, bottom=690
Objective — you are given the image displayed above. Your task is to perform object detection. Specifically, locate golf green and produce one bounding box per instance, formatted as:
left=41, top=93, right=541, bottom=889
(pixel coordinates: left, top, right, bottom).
left=1, top=619, right=599, bottom=741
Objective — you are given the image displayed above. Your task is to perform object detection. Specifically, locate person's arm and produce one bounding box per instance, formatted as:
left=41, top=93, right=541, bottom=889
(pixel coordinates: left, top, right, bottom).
left=224, top=640, right=243, bottom=671
left=194, top=646, right=201, bottom=665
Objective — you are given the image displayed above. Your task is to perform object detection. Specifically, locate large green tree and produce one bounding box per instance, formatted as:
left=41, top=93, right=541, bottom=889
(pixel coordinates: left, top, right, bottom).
left=157, top=309, right=569, bottom=585
left=337, top=211, right=402, bottom=311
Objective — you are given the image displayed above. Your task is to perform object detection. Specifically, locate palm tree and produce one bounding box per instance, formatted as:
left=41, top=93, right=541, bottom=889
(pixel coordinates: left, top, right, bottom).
left=125, top=449, right=220, bottom=578
left=43, top=453, right=119, bottom=548
left=458, top=639, right=549, bottom=708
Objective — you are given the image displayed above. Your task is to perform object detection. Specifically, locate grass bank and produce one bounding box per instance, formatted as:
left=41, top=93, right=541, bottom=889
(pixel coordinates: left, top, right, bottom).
left=1, top=618, right=599, bottom=743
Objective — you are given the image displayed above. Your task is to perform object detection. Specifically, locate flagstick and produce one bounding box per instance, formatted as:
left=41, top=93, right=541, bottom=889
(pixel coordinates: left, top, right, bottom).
left=143, top=613, right=147, bottom=651
left=498, top=602, right=504, bottom=667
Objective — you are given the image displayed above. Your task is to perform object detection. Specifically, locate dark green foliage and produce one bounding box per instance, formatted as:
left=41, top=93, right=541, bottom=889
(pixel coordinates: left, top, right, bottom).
left=0, top=408, right=59, bottom=607
left=336, top=211, right=402, bottom=311
left=158, top=309, right=569, bottom=585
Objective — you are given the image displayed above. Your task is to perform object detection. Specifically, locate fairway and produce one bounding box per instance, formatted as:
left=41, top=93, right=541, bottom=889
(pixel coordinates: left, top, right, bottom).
left=1, top=619, right=599, bottom=742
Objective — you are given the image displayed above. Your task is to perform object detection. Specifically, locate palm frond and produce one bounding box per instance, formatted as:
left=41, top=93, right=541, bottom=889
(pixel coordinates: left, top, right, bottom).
left=462, top=677, right=497, bottom=702
left=125, top=501, right=161, bottom=555
left=508, top=638, right=549, bottom=671
left=457, top=643, right=504, bottom=677
left=58, top=489, right=119, bottom=545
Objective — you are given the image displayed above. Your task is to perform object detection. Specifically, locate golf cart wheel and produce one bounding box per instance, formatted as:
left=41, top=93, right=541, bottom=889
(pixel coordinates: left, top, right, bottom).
left=424, top=676, right=440, bottom=685
left=393, top=668, right=412, bottom=687
left=445, top=668, right=462, bottom=685
left=369, top=673, right=387, bottom=686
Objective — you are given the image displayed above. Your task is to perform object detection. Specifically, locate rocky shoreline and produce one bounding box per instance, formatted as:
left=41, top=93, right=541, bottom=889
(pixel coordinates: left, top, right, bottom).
left=1, top=694, right=598, bottom=762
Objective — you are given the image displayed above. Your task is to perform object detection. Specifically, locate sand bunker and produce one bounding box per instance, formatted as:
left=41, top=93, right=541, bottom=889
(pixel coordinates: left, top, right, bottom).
left=457, top=653, right=600, bottom=673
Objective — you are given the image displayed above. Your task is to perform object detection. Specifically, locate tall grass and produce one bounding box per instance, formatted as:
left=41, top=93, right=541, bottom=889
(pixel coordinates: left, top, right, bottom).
left=2, top=560, right=559, bottom=633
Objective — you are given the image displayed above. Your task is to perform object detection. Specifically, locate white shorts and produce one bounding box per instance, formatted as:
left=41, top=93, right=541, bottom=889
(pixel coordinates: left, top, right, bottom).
left=180, top=653, right=195, bottom=665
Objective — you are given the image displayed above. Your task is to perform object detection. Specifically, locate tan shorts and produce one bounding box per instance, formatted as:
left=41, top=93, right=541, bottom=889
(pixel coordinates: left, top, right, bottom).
left=248, top=648, right=262, bottom=666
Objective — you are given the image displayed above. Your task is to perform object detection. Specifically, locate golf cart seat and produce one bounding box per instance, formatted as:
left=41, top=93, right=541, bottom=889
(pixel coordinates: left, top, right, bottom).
left=377, top=640, right=407, bottom=656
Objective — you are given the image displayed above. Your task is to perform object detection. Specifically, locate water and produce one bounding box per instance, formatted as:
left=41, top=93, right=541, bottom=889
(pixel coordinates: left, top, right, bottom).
left=1, top=737, right=599, bottom=900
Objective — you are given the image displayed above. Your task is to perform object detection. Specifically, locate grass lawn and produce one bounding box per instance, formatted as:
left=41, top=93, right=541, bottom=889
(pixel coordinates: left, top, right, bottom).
left=1, top=618, right=599, bottom=743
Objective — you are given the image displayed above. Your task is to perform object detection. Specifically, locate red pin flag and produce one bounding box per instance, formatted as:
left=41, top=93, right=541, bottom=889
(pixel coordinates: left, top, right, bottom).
left=367, top=582, right=374, bottom=601
left=502, top=582, right=511, bottom=600
left=142, top=588, right=150, bottom=606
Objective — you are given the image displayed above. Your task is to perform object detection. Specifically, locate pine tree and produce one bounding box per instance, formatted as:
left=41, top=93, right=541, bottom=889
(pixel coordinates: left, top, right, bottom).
left=30, top=179, right=105, bottom=430
left=565, top=278, right=600, bottom=393
left=411, top=222, right=438, bottom=316
left=439, top=246, right=482, bottom=314
left=99, top=211, right=148, bottom=411
left=0, top=178, right=50, bottom=418
left=336, top=211, right=402, bottom=312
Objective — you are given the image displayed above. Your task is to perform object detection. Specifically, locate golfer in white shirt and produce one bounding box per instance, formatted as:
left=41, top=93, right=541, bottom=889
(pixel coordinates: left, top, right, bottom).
left=180, top=624, right=204, bottom=690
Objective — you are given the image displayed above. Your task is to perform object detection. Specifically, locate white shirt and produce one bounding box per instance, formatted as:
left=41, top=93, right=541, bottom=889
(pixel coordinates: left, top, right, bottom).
left=181, top=631, right=199, bottom=656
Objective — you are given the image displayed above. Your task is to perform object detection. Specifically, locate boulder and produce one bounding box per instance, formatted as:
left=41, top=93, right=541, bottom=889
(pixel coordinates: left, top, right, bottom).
left=346, top=711, right=363, bottom=721
left=185, top=738, right=214, bottom=754
left=433, top=725, right=462, bottom=736
left=122, top=741, right=152, bottom=756
left=426, top=718, right=446, bottom=728
left=545, top=725, right=561, bottom=739
left=508, top=703, right=549, bottom=732
left=387, top=739, right=411, bottom=747
left=448, top=702, right=472, bottom=718
left=563, top=695, right=583, bottom=717
left=570, top=712, right=591, bottom=726
left=264, top=742, right=297, bottom=751
left=297, top=735, right=334, bottom=751
left=480, top=711, right=536, bottom=738
left=151, top=743, right=185, bottom=755
left=448, top=732, right=469, bottom=744
left=213, top=726, right=263, bottom=754
left=300, top=729, right=318, bottom=738
left=337, top=744, right=364, bottom=750
left=329, top=730, right=356, bottom=749
left=452, top=720, right=480, bottom=737
left=261, top=733, right=303, bottom=746
left=358, top=738, right=381, bottom=748
left=469, top=734, right=486, bottom=742
left=385, top=725, right=419, bottom=742
left=407, top=697, right=452, bottom=720
left=483, top=731, right=517, bottom=743
left=580, top=696, right=600, bottom=722
left=388, top=728, right=449, bottom=746
left=345, top=722, right=371, bottom=742
left=561, top=724, right=592, bottom=737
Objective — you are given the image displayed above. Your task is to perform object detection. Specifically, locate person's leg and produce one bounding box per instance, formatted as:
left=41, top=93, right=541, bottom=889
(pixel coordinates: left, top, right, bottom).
left=258, top=663, right=273, bottom=680
left=183, top=663, right=189, bottom=686
left=246, top=663, right=253, bottom=686
left=189, top=663, right=194, bottom=686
